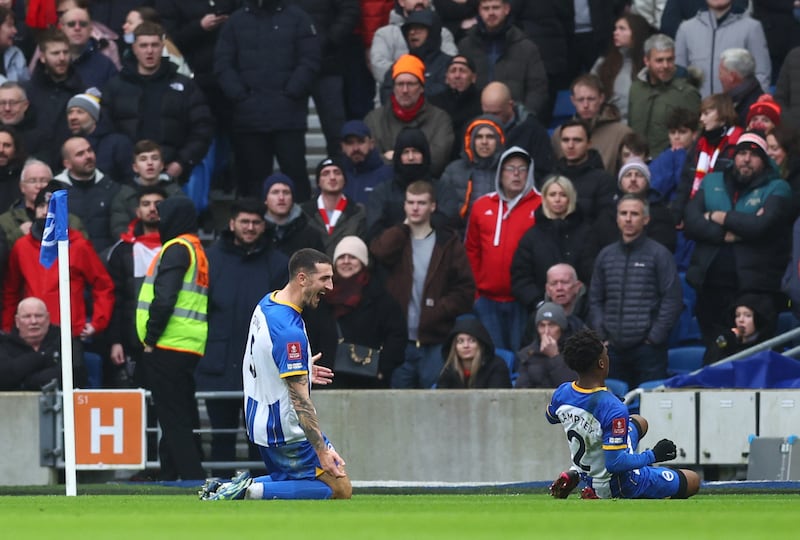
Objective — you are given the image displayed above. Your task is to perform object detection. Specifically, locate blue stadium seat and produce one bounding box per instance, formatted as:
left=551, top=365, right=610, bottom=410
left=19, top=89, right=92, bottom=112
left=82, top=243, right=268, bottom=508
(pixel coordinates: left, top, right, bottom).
left=668, top=346, right=705, bottom=376
left=605, top=378, right=629, bottom=398
left=668, top=272, right=703, bottom=347
left=495, top=348, right=518, bottom=387
left=549, top=89, right=576, bottom=130
left=777, top=311, right=798, bottom=335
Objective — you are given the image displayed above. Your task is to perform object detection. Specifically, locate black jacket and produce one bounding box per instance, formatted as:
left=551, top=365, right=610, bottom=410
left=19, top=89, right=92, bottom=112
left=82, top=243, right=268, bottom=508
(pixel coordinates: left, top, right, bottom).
left=436, top=317, right=511, bottom=389
left=0, top=326, right=84, bottom=390
left=554, top=149, right=617, bottom=227
left=292, top=0, right=360, bottom=75
left=265, top=205, right=325, bottom=258
left=509, top=0, right=571, bottom=78
left=589, top=233, right=683, bottom=348
left=23, top=64, right=84, bottom=162
left=428, top=83, right=483, bottom=161
left=684, top=166, right=794, bottom=293
left=141, top=197, right=201, bottom=347
left=196, top=230, right=289, bottom=391
left=510, top=207, right=598, bottom=312
left=598, top=188, right=677, bottom=252
left=156, top=0, right=242, bottom=88
left=504, top=105, right=555, bottom=184
left=215, top=0, right=321, bottom=133
left=102, top=59, right=213, bottom=179
left=54, top=170, right=122, bottom=254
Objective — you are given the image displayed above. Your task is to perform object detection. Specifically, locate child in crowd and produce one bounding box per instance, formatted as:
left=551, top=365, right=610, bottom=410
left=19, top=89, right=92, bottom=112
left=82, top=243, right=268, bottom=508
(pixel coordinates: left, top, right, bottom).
left=648, top=108, right=698, bottom=203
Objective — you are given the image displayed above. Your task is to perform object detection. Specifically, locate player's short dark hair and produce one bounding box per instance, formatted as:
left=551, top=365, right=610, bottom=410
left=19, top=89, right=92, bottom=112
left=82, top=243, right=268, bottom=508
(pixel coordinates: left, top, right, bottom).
left=563, top=329, right=605, bottom=374
left=134, top=21, right=164, bottom=40
left=133, top=139, right=163, bottom=158
left=137, top=185, right=168, bottom=203
left=559, top=118, right=591, bottom=141
left=289, top=249, right=331, bottom=278
left=230, top=198, right=266, bottom=220
left=666, top=107, right=699, bottom=132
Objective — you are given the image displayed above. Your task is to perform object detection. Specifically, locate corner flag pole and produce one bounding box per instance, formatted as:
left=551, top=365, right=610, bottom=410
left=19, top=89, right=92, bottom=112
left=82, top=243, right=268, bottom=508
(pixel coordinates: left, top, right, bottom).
left=40, top=190, right=77, bottom=496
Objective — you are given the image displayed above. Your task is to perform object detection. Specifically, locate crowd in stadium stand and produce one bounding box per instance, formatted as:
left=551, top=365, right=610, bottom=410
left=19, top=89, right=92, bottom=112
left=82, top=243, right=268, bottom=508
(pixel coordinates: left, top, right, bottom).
left=1, top=0, right=800, bottom=403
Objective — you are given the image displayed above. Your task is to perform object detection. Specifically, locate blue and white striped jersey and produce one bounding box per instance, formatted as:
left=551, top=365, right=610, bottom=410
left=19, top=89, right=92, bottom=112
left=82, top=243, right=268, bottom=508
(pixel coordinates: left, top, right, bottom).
left=242, top=291, right=311, bottom=448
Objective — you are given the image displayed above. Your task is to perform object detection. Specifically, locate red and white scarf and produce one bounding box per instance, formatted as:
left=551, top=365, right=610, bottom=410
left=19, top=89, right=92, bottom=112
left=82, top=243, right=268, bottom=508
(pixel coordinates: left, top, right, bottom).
left=690, top=126, right=741, bottom=198
left=317, top=195, right=348, bottom=235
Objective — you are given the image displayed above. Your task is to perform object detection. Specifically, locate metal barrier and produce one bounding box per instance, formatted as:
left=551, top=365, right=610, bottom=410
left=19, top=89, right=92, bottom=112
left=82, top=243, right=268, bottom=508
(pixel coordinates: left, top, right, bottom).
left=622, top=325, right=800, bottom=404
left=39, top=386, right=263, bottom=472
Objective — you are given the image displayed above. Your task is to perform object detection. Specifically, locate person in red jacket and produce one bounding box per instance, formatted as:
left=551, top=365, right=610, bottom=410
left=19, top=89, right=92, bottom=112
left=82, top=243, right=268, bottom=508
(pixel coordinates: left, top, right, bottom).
left=2, top=187, right=114, bottom=338
left=465, top=145, right=541, bottom=352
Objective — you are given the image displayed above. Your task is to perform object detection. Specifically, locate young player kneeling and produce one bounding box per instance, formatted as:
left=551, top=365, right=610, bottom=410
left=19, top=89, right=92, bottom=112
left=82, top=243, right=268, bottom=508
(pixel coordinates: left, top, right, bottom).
left=546, top=329, right=700, bottom=499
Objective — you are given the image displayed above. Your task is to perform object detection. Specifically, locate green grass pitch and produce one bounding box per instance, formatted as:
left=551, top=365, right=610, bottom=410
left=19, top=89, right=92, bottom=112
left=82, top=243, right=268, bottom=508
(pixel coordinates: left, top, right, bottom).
left=1, top=492, right=797, bottom=540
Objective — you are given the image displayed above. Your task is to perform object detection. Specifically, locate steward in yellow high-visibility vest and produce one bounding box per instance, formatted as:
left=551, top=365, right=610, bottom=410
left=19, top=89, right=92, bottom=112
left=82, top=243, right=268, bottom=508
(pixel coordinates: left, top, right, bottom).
left=135, top=196, right=207, bottom=480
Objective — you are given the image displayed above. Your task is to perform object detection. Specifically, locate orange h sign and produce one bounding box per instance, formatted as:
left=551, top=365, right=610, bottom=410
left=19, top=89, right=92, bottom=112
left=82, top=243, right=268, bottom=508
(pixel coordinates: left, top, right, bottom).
left=73, top=389, right=146, bottom=469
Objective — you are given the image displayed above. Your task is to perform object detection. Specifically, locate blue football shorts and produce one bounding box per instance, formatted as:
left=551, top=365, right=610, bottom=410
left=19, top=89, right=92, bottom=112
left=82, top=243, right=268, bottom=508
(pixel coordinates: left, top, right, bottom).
left=257, top=434, right=338, bottom=481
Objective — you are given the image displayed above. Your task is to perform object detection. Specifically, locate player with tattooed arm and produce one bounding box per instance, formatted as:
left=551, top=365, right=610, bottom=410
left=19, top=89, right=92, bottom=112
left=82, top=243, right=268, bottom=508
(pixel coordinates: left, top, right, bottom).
left=200, top=248, right=352, bottom=500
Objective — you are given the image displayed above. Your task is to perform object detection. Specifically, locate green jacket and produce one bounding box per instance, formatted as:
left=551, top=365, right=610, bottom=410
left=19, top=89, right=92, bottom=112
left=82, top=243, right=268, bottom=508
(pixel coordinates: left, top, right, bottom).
left=0, top=203, right=87, bottom=247
left=628, top=67, right=700, bottom=155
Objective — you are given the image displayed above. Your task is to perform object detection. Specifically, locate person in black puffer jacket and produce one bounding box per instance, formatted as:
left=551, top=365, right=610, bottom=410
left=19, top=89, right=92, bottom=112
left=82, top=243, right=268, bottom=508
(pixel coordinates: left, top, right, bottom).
left=102, top=22, right=213, bottom=184
left=214, top=0, right=321, bottom=200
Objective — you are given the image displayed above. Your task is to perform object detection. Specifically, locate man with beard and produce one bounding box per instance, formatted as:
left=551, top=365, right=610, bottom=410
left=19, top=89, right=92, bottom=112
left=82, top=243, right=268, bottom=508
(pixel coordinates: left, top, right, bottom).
left=54, top=136, right=121, bottom=253
left=0, top=125, right=25, bottom=211
left=195, top=198, right=288, bottom=477
left=338, top=120, right=392, bottom=206
left=199, top=248, right=351, bottom=500
left=684, top=130, right=794, bottom=355
left=63, top=88, right=133, bottom=184
left=106, top=186, right=166, bottom=389
left=429, top=55, right=482, bottom=159
left=23, top=29, right=84, bottom=167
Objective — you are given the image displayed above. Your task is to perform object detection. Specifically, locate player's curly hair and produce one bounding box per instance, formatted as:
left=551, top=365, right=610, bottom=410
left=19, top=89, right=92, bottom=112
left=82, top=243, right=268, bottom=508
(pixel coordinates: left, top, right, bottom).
left=563, top=329, right=604, bottom=374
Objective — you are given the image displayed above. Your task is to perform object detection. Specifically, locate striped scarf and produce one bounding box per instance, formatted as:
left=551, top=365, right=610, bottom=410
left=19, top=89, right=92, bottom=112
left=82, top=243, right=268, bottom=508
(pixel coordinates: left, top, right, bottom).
left=317, top=195, right=348, bottom=235
left=690, top=126, right=740, bottom=198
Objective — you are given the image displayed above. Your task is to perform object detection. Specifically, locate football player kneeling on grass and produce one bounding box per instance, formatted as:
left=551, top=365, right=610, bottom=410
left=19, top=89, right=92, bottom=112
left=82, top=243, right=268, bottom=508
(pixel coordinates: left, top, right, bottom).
left=546, top=328, right=700, bottom=499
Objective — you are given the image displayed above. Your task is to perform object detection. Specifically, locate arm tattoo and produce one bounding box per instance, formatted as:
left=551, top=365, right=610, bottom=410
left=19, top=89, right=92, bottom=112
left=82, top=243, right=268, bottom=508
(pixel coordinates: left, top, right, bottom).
left=287, top=375, right=325, bottom=452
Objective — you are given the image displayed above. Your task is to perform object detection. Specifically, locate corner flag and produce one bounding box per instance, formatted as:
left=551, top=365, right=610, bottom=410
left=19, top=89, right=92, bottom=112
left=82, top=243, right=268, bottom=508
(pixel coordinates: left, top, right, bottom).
left=39, top=190, right=69, bottom=269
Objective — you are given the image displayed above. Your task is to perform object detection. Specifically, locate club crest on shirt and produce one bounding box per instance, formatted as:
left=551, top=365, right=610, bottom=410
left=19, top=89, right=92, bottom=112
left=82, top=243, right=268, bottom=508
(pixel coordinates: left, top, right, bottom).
left=287, top=342, right=302, bottom=361
left=612, top=417, right=626, bottom=436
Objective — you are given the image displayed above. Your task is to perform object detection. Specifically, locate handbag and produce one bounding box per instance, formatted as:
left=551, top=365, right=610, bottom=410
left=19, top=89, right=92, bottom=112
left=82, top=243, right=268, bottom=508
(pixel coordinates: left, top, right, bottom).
left=333, top=323, right=381, bottom=378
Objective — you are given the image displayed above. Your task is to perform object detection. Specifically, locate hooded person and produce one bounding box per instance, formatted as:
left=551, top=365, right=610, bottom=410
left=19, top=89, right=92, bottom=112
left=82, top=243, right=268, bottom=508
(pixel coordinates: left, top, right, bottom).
left=379, top=9, right=452, bottom=104
left=135, top=195, right=208, bottom=481
left=704, top=293, right=778, bottom=365
left=366, top=127, right=459, bottom=240
left=465, top=146, right=542, bottom=351
left=516, top=302, right=580, bottom=389
left=440, top=114, right=506, bottom=229
left=435, top=317, right=512, bottom=389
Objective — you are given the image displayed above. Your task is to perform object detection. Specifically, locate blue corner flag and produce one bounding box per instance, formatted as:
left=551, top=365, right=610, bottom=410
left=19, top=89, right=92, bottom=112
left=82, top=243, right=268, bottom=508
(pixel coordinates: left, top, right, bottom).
left=39, top=190, right=69, bottom=269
